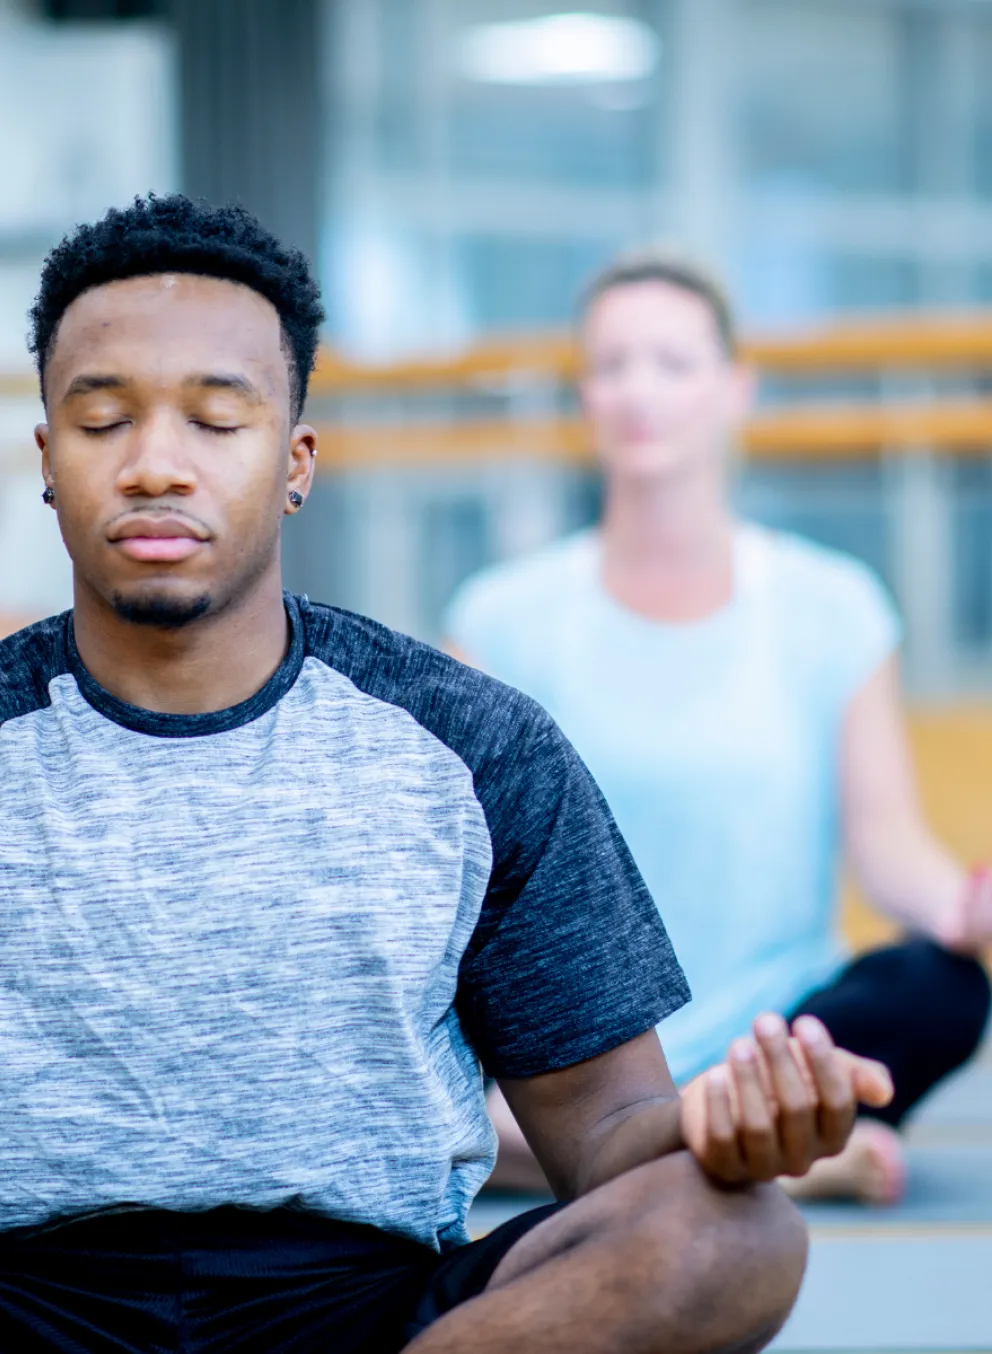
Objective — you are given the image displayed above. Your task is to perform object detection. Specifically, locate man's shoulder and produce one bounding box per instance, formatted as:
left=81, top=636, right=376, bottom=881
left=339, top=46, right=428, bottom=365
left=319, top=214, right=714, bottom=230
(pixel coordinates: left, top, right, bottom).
left=0, top=613, right=69, bottom=727
left=299, top=598, right=560, bottom=768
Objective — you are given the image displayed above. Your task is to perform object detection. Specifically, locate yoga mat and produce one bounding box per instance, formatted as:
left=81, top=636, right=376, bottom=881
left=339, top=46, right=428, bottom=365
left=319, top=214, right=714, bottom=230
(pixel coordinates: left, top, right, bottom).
left=911, top=1058, right=992, bottom=1132
left=799, top=1145, right=992, bottom=1227
left=770, top=1233, right=992, bottom=1352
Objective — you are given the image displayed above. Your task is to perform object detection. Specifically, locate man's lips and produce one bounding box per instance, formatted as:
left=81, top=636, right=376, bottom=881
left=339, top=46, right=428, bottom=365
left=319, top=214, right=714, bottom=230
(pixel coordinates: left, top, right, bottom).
left=108, top=517, right=210, bottom=563
left=115, top=537, right=204, bottom=562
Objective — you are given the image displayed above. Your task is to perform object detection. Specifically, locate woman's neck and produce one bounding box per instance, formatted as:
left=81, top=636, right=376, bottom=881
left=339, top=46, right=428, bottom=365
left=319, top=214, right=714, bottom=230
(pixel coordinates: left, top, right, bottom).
left=599, top=469, right=736, bottom=622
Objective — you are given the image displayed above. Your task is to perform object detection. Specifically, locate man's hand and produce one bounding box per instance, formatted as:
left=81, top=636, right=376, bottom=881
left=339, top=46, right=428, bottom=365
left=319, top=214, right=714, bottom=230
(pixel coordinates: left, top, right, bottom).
left=681, top=1013, right=894, bottom=1185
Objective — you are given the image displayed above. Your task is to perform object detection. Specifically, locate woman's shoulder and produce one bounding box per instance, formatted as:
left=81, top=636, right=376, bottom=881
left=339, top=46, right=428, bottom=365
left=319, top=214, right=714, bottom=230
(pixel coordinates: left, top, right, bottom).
left=743, top=524, right=901, bottom=697
left=743, top=523, right=895, bottom=617
left=446, top=530, right=598, bottom=627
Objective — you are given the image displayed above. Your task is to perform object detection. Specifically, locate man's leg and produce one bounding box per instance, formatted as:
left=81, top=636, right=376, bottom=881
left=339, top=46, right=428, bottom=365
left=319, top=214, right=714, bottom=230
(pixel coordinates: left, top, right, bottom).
left=784, top=939, right=991, bottom=1203
left=408, top=1151, right=807, bottom=1354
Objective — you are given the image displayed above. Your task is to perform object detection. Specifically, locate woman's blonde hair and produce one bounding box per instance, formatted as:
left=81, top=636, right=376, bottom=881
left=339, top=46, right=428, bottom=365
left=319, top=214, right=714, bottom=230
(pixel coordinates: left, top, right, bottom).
left=577, top=246, right=737, bottom=357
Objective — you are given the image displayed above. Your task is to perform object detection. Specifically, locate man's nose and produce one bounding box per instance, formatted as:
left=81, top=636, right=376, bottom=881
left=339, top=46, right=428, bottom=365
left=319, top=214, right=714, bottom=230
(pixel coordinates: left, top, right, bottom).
left=115, top=411, right=198, bottom=497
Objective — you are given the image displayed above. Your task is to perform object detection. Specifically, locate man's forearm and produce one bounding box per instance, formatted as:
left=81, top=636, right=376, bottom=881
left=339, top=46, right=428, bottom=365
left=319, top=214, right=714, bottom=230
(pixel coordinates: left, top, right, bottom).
left=576, top=1097, right=685, bottom=1195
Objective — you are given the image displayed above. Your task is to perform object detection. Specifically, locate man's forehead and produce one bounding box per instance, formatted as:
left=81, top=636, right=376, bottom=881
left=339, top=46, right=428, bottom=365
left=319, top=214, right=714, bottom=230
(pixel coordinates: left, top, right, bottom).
left=50, top=274, right=285, bottom=377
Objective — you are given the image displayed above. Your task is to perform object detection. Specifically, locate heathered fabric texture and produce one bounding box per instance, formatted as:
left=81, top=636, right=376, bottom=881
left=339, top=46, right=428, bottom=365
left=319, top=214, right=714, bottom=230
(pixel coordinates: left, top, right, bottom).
left=0, top=595, right=687, bottom=1250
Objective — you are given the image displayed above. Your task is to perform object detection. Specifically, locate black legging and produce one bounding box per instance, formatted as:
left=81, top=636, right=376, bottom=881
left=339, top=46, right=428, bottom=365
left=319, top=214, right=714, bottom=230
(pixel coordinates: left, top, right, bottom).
left=789, top=939, right=991, bottom=1127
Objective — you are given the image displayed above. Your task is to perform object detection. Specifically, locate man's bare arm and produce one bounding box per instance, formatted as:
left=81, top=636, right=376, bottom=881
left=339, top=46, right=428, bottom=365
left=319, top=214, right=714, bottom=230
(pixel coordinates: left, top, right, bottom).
left=498, top=1030, right=682, bottom=1199
left=499, top=1015, right=895, bottom=1199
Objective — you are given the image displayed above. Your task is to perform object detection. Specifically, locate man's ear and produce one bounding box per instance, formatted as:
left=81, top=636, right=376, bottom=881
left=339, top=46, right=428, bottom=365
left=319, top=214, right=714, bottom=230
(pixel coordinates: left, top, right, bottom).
left=36, top=423, right=53, bottom=490
left=284, top=423, right=318, bottom=516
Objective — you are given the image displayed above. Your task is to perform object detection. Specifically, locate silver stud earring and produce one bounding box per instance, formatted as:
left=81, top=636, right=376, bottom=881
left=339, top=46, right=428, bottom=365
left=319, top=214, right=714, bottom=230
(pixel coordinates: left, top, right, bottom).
left=288, top=491, right=304, bottom=509
left=42, top=486, right=55, bottom=506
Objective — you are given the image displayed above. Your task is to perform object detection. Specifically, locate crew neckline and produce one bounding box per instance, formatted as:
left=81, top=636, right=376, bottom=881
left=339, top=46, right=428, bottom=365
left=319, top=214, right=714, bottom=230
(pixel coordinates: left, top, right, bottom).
left=62, top=592, right=307, bottom=739
left=588, top=524, right=768, bottom=633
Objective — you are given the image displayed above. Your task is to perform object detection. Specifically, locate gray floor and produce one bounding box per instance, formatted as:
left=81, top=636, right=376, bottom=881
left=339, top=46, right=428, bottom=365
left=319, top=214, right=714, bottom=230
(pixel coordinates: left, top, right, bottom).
left=467, top=1048, right=992, bottom=1351
left=769, top=1234, right=992, bottom=1352
left=774, top=1051, right=992, bottom=1352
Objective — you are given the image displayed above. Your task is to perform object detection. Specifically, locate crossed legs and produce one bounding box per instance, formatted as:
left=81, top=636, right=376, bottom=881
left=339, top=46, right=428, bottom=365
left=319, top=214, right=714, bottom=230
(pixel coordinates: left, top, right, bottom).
left=408, top=1152, right=807, bottom=1354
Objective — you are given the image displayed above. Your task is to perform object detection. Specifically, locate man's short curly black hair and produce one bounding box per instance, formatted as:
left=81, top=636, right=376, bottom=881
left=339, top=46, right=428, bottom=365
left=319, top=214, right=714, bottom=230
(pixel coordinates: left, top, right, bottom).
left=29, top=194, right=325, bottom=420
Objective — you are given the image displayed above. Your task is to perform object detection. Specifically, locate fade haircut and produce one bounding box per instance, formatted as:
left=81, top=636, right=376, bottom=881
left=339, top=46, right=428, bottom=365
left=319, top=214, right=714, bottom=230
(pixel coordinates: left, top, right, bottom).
left=28, top=194, right=325, bottom=420
left=578, top=246, right=737, bottom=357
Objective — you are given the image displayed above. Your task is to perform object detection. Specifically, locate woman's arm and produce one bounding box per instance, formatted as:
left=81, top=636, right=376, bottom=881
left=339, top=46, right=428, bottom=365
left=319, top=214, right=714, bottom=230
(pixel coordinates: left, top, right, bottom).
left=840, top=657, right=992, bottom=951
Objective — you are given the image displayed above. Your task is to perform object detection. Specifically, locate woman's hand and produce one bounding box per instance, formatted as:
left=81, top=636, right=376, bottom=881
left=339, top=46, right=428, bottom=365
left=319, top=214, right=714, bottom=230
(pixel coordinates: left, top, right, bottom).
left=681, top=1013, right=894, bottom=1185
left=938, top=865, right=992, bottom=954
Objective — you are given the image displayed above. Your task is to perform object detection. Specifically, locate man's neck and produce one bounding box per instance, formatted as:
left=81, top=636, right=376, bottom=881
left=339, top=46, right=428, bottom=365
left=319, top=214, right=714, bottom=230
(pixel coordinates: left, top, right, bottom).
left=71, top=570, right=291, bottom=715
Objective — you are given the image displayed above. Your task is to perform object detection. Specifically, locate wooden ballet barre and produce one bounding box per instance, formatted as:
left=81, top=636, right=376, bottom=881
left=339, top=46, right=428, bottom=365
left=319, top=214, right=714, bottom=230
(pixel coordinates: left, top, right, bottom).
left=745, top=401, right=992, bottom=458
left=4, top=313, right=992, bottom=402
left=308, top=313, right=992, bottom=397
left=744, top=313, right=992, bottom=373
left=311, top=401, right=992, bottom=470
left=0, top=374, right=40, bottom=399
left=310, top=334, right=579, bottom=395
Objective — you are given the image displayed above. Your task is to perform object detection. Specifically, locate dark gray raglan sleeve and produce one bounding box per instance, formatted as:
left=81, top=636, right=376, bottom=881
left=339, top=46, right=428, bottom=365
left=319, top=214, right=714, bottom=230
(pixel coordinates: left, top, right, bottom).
left=299, top=601, right=690, bottom=1083
left=455, top=693, right=691, bottom=1080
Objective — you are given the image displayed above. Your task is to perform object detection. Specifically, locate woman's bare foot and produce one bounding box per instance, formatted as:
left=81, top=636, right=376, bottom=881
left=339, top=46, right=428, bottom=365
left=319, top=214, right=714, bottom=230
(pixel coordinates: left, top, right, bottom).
left=781, top=1119, right=906, bottom=1205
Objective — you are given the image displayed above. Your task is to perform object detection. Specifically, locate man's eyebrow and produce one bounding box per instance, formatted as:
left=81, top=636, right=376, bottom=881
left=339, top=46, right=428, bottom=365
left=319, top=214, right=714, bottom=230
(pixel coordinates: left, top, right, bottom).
left=183, top=374, right=265, bottom=402
left=62, top=374, right=128, bottom=399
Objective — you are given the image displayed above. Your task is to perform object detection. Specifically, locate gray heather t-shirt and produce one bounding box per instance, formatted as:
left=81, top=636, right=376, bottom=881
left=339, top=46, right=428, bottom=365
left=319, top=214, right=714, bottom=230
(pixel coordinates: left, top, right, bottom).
left=0, top=595, right=688, bottom=1250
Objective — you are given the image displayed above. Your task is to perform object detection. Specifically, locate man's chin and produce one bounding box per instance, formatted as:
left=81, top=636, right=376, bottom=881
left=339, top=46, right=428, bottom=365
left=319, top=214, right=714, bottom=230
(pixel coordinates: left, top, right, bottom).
left=109, top=588, right=213, bottom=630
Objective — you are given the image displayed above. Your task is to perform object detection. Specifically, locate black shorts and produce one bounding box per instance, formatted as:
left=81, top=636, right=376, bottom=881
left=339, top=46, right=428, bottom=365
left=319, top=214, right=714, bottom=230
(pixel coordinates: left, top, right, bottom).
left=0, top=1203, right=564, bottom=1352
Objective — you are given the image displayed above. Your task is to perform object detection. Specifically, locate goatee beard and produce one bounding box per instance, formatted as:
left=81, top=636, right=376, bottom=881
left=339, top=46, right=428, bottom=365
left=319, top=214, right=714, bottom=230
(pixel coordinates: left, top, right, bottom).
left=110, top=591, right=212, bottom=630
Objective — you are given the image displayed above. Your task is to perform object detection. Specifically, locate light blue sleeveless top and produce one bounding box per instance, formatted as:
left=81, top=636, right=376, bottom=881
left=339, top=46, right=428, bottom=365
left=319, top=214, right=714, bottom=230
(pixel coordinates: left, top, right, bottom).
left=445, top=526, right=900, bottom=1083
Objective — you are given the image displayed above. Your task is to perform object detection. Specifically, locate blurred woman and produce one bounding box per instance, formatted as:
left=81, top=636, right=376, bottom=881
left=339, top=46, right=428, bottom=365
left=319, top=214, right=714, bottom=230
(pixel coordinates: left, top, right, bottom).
left=445, top=250, right=991, bottom=1204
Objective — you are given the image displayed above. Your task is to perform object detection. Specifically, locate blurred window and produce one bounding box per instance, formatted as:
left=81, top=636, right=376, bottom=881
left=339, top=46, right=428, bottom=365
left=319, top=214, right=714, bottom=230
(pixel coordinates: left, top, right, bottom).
left=448, top=82, right=657, bottom=189
left=824, top=254, right=921, bottom=312
left=373, top=0, right=425, bottom=173
left=0, top=22, right=175, bottom=241
left=951, top=462, right=992, bottom=652
left=972, top=15, right=992, bottom=199
left=737, top=0, right=905, bottom=196
left=446, top=1, right=666, bottom=189
left=0, top=17, right=175, bottom=366
left=455, top=233, right=622, bottom=331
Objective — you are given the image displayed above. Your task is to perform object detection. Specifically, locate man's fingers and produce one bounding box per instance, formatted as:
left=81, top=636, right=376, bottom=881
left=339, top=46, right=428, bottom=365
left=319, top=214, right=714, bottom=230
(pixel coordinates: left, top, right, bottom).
left=786, top=1036, right=818, bottom=1099
left=705, top=1066, right=747, bottom=1182
left=729, top=1038, right=779, bottom=1180
left=792, top=1016, right=856, bottom=1156
left=753, top=1013, right=815, bottom=1175
left=839, top=1050, right=895, bottom=1108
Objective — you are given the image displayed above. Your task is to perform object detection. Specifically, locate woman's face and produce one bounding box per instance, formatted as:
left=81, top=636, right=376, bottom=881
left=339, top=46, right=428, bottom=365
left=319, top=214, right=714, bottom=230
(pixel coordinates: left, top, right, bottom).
left=579, top=279, right=751, bottom=483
